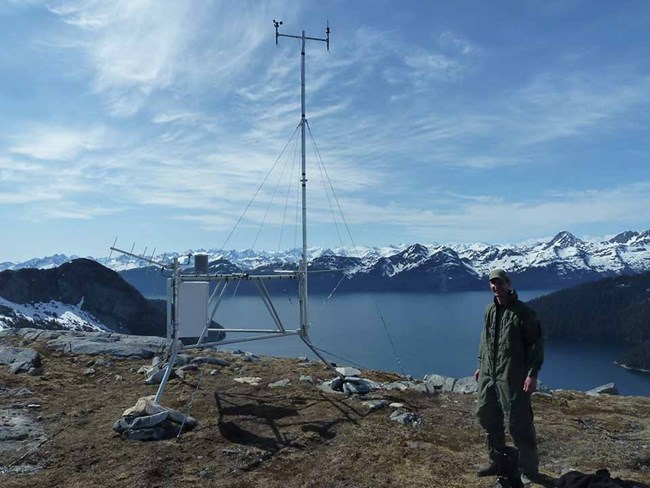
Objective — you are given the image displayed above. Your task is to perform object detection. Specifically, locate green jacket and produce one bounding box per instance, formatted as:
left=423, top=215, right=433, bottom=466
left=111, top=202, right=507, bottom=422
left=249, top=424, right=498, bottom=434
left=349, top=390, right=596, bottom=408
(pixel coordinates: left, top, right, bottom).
left=477, top=291, right=544, bottom=386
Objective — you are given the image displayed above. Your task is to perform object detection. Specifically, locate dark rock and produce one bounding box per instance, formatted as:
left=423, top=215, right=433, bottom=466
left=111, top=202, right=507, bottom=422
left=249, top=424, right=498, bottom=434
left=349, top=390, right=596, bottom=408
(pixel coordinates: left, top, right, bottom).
left=177, top=364, right=199, bottom=372
left=130, top=411, right=169, bottom=430
left=330, top=376, right=344, bottom=391
left=113, top=416, right=135, bottom=433
left=191, top=356, right=230, bottom=366
left=174, top=354, right=193, bottom=366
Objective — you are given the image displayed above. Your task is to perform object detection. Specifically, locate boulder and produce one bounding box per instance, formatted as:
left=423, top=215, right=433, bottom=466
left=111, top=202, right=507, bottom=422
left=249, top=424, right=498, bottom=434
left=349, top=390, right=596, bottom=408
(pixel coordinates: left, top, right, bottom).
left=318, top=380, right=343, bottom=395
left=122, top=396, right=165, bottom=417
left=424, top=373, right=457, bottom=392
left=383, top=381, right=417, bottom=391
left=130, top=411, right=169, bottom=430
left=452, top=376, right=478, bottom=394
left=174, top=354, right=192, bottom=366
left=144, top=366, right=168, bottom=385
left=342, top=378, right=381, bottom=395
left=412, top=383, right=435, bottom=395
left=0, top=347, right=41, bottom=374
left=336, top=366, right=361, bottom=377
left=330, top=377, right=344, bottom=391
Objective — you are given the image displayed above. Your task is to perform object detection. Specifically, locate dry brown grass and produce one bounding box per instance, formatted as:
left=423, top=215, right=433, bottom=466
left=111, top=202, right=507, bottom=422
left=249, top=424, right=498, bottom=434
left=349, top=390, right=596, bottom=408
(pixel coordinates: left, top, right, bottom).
left=1, top=337, right=649, bottom=487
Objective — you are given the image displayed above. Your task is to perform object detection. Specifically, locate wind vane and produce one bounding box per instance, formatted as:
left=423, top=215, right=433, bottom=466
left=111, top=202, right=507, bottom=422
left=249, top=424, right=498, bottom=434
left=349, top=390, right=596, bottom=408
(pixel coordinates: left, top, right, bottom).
left=274, top=20, right=330, bottom=51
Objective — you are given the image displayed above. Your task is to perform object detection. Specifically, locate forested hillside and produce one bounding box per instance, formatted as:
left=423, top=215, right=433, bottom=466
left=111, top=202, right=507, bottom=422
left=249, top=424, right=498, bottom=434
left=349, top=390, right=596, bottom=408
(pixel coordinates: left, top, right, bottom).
left=529, top=271, right=650, bottom=342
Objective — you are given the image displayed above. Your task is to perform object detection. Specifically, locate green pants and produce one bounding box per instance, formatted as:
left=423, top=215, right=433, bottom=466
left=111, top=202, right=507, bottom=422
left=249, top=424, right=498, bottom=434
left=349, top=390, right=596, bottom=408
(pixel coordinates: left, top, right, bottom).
left=476, top=378, right=539, bottom=474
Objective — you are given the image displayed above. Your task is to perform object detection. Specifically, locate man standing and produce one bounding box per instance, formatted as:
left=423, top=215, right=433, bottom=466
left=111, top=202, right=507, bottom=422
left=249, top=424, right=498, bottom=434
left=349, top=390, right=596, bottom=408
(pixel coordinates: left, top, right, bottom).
left=475, top=269, right=544, bottom=483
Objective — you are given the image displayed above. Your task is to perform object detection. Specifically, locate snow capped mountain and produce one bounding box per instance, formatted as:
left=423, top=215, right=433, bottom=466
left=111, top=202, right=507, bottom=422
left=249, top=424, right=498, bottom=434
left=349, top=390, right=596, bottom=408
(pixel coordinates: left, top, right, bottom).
left=0, top=253, right=80, bottom=272
left=2, top=229, right=649, bottom=292
left=609, top=231, right=639, bottom=244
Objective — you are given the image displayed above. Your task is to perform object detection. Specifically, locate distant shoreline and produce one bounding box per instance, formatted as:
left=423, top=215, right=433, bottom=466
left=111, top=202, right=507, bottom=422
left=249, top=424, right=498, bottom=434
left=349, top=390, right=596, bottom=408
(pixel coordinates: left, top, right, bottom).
left=614, top=361, right=650, bottom=374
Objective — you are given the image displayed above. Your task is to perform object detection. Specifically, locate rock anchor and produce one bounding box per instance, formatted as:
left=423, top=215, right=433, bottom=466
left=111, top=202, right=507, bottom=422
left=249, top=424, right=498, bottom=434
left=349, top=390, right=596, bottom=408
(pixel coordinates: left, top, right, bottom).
left=113, top=396, right=197, bottom=441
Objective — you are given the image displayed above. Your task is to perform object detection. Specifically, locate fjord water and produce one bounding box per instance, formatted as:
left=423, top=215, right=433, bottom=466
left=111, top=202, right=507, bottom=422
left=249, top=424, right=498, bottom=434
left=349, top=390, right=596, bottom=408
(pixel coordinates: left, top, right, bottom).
left=213, top=290, right=650, bottom=396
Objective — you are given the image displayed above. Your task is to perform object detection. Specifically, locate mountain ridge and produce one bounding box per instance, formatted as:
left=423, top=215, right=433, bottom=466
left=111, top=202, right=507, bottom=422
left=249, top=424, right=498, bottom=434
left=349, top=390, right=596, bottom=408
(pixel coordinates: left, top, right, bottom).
left=2, top=229, right=649, bottom=295
left=0, top=259, right=166, bottom=336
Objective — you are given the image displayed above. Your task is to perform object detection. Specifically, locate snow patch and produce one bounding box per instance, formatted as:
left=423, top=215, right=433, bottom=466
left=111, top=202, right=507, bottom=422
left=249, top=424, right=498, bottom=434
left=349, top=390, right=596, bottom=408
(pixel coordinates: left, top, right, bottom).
left=0, top=296, right=110, bottom=332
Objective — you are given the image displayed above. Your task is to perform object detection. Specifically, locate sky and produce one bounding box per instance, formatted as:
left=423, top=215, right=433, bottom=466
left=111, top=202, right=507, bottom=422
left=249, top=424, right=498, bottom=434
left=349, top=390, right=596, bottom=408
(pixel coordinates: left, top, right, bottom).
left=1, top=0, right=649, bottom=262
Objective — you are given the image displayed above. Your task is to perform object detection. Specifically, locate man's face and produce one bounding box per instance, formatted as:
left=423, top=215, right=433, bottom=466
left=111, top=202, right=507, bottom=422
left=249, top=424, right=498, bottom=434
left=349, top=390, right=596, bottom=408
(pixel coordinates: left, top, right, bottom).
left=489, top=278, right=510, bottom=302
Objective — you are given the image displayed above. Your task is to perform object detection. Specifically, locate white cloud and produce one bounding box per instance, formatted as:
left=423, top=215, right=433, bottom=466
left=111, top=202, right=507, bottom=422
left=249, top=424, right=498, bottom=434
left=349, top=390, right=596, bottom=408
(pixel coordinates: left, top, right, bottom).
left=375, top=183, right=650, bottom=243
left=513, top=71, right=650, bottom=145
left=45, top=0, right=296, bottom=117
left=33, top=202, right=119, bottom=220
left=8, top=126, right=110, bottom=161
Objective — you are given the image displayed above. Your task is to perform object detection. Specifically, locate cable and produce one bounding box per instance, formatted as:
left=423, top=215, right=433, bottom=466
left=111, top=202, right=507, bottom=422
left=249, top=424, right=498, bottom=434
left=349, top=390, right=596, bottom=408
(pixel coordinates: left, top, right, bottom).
left=374, top=302, right=407, bottom=377
left=306, top=120, right=407, bottom=377
left=220, top=124, right=300, bottom=251
left=309, top=345, right=368, bottom=370
left=306, top=121, right=356, bottom=248
left=310, top=133, right=343, bottom=247
left=252, top=136, right=294, bottom=249
left=309, top=345, right=409, bottom=382
left=278, top=131, right=300, bottom=252
left=176, top=370, right=205, bottom=441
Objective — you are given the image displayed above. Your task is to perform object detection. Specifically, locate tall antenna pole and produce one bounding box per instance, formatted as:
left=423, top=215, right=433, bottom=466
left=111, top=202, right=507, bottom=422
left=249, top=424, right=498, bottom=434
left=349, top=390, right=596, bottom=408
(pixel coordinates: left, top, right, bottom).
left=274, top=20, right=330, bottom=340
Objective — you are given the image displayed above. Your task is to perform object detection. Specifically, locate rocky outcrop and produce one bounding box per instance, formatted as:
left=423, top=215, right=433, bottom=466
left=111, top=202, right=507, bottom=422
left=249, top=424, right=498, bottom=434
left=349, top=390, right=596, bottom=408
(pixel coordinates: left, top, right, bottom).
left=586, top=383, right=620, bottom=396
left=0, top=328, right=167, bottom=359
left=423, top=373, right=479, bottom=394
left=0, top=346, right=41, bottom=374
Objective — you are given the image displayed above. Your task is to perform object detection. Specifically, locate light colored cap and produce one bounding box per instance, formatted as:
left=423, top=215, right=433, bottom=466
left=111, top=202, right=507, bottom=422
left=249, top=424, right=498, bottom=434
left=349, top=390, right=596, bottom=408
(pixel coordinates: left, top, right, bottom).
left=488, top=268, right=510, bottom=283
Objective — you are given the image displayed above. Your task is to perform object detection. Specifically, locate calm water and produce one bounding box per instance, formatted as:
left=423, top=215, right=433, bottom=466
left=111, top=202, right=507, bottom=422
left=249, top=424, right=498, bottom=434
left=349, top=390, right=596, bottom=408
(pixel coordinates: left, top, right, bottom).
left=207, top=290, right=650, bottom=396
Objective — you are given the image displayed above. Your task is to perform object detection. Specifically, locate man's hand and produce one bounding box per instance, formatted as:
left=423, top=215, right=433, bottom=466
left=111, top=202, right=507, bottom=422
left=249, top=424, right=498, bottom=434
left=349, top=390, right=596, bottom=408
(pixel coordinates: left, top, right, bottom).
left=474, top=369, right=480, bottom=382
left=523, top=375, right=537, bottom=393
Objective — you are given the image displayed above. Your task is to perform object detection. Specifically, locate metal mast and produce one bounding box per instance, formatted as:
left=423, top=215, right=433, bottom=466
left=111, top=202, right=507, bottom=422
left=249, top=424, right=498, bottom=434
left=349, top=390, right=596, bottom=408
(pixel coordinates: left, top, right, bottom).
left=274, top=20, right=330, bottom=340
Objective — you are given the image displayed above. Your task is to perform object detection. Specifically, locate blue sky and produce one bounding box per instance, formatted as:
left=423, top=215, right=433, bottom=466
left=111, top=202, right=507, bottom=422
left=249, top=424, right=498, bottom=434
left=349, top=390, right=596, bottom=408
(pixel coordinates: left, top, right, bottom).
left=1, top=0, right=649, bottom=261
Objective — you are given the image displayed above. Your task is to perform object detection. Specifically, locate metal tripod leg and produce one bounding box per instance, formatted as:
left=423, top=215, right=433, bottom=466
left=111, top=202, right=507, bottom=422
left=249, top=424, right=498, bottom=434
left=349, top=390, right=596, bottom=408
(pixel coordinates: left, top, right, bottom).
left=299, top=334, right=343, bottom=378
left=154, top=340, right=180, bottom=404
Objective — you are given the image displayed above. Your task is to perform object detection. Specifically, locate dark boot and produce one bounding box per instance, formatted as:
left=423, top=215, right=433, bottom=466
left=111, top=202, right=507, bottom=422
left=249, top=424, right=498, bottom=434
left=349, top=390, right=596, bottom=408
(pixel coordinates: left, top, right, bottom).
left=478, top=448, right=509, bottom=477
left=477, top=462, right=503, bottom=477
left=501, top=447, right=524, bottom=488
